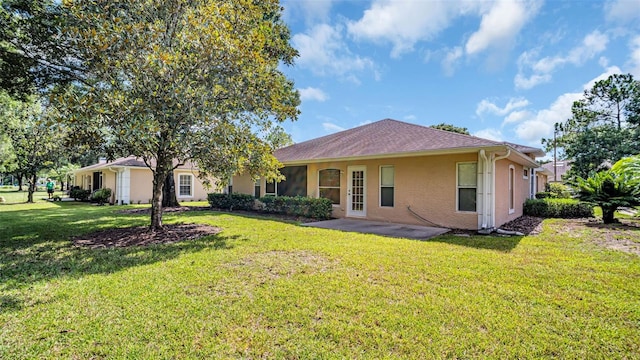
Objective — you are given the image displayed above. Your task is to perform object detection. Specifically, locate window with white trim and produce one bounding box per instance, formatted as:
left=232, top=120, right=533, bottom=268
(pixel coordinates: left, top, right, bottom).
left=178, top=174, right=193, bottom=197
left=509, top=165, right=515, bottom=214
left=523, top=167, right=529, bottom=179
left=457, top=162, right=477, bottom=212
left=380, top=166, right=394, bottom=207
left=318, top=169, right=340, bottom=204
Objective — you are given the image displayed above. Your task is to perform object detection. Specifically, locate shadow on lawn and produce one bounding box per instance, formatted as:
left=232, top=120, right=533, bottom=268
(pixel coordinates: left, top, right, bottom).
left=0, top=204, right=240, bottom=310
left=426, top=234, right=523, bottom=252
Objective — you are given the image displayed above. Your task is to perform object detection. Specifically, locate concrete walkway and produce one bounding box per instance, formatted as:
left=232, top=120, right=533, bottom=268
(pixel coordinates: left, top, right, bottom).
left=302, top=218, right=450, bottom=240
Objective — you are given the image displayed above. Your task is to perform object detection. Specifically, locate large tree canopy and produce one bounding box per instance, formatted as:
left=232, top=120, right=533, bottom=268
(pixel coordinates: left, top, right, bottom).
left=546, top=73, right=640, bottom=179
left=0, top=0, right=79, bottom=98
left=54, top=0, right=300, bottom=230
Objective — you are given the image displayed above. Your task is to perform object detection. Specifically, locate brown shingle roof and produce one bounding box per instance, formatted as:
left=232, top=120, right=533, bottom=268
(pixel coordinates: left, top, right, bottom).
left=76, top=156, right=199, bottom=172
left=275, top=119, right=541, bottom=163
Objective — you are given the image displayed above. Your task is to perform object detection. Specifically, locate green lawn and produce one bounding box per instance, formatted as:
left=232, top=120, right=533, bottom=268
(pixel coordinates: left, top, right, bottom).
left=1, top=201, right=639, bottom=359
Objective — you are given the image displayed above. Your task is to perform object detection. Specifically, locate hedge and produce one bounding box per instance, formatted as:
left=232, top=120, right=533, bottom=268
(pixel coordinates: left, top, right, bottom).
left=524, top=198, right=593, bottom=218
left=69, top=186, right=91, bottom=201
left=207, top=193, right=333, bottom=220
left=207, top=193, right=255, bottom=211
left=257, top=196, right=333, bottom=220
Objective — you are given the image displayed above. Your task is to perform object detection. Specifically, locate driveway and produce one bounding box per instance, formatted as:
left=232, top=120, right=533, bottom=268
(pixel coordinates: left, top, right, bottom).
left=302, top=218, right=450, bottom=240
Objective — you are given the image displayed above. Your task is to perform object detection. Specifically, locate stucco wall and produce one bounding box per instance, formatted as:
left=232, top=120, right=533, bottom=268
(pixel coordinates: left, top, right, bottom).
left=297, top=153, right=480, bottom=229
left=494, top=160, right=530, bottom=227
left=232, top=175, right=256, bottom=196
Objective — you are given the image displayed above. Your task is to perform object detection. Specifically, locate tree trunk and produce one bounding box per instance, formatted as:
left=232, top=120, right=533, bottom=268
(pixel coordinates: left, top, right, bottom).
left=602, top=206, right=617, bottom=224
left=162, top=172, right=180, bottom=207
left=17, top=173, right=23, bottom=191
left=27, top=173, right=36, bottom=203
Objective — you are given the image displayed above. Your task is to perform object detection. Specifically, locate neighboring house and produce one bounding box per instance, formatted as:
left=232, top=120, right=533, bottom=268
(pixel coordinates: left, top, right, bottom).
left=232, top=119, right=548, bottom=230
left=542, top=160, right=572, bottom=183
left=73, top=156, right=214, bottom=205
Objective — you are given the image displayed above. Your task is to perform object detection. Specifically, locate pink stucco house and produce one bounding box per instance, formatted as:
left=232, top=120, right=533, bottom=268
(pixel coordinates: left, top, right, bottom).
left=232, top=119, right=549, bottom=230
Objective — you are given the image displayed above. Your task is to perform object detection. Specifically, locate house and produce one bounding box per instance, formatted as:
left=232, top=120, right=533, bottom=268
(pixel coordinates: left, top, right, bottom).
left=542, top=160, right=572, bottom=183
left=73, top=156, right=214, bottom=205
left=232, top=119, right=548, bottom=230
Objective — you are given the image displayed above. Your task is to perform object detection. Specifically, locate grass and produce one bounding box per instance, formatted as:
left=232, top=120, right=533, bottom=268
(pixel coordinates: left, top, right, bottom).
left=0, top=201, right=639, bottom=359
left=0, top=187, right=66, bottom=204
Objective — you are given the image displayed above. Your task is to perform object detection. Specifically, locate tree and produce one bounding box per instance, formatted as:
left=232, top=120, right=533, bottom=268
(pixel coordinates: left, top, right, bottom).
left=573, top=170, right=640, bottom=224
left=547, top=74, right=640, bottom=179
left=1, top=0, right=80, bottom=98
left=0, top=92, right=65, bottom=202
left=430, top=123, right=470, bottom=135
left=265, top=126, right=294, bottom=149
left=55, top=0, right=299, bottom=230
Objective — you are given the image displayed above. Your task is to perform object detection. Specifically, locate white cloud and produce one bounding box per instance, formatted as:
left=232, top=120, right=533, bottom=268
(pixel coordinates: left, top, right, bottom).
left=322, top=122, right=345, bottom=133
left=476, top=97, right=530, bottom=117
left=503, top=110, right=533, bottom=125
left=442, top=47, right=463, bottom=76
left=514, top=92, right=580, bottom=143
left=465, top=0, right=541, bottom=56
left=299, top=87, right=328, bottom=102
left=347, top=1, right=470, bottom=58
left=515, top=31, right=609, bottom=89
left=473, top=128, right=503, bottom=141
left=292, top=24, right=375, bottom=79
left=404, top=114, right=417, bottom=121
left=347, top=0, right=539, bottom=61
left=605, top=0, right=640, bottom=23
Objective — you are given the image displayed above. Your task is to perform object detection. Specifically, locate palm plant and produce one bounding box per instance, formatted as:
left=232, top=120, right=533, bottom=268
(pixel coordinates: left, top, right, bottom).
left=573, top=170, right=640, bottom=224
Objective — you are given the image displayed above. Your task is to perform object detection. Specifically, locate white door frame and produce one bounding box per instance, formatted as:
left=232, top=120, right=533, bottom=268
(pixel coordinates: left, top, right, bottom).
left=347, top=165, right=366, bottom=217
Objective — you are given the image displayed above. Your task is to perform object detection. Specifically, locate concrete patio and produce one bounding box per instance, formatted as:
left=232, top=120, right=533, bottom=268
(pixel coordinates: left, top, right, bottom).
left=302, top=218, right=450, bottom=240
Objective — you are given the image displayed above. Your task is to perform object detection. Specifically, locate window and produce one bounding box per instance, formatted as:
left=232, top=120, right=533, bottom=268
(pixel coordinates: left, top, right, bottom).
left=457, top=162, right=477, bottom=212
left=265, top=180, right=276, bottom=196
left=178, top=174, right=193, bottom=197
left=319, top=169, right=341, bottom=204
left=380, top=166, right=394, bottom=207
left=523, top=167, right=529, bottom=179
left=509, top=165, right=515, bottom=214
left=254, top=179, right=261, bottom=198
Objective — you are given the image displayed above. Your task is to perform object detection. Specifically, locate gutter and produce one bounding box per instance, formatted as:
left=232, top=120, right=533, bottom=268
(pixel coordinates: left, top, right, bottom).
left=479, top=150, right=489, bottom=229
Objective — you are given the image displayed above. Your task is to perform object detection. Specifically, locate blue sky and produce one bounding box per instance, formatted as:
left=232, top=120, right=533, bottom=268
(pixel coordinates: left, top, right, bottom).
left=277, top=0, right=640, bottom=152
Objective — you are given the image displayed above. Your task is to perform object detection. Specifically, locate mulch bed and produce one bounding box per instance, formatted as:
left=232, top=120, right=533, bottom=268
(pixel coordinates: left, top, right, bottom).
left=73, top=223, right=221, bottom=249
left=499, top=215, right=544, bottom=235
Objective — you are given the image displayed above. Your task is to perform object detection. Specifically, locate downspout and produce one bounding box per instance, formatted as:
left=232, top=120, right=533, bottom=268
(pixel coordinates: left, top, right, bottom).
left=479, top=150, right=489, bottom=229
left=490, top=149, right=511, bottom=229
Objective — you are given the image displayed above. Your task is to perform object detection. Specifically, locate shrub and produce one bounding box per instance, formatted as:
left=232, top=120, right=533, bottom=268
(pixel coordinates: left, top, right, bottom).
left=535, top=192, right=552, bottom=199
left=257, top=195, right=333, bottom=220
left=69, top=186, right=91, bottom=201
left=207, top=193, right=254, bottom=211
left=91, top=188, right=112, bottom=205
left=545, top=182, right=572, bottom=199
left=524, top=198, right=593, bottom=218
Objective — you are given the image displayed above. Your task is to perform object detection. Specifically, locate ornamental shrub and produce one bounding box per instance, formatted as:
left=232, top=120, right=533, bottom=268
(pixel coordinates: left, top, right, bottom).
left=91, top=188, right=112, bottom=205
left=545, top=182, right=572, bottom=199
left=257, top=195, right=333, bottom=220
left=207, top=193, right=254, bottom=211
left=524, top=198, right=593, bottom=218
left=69, top=186, right=91, bottom=201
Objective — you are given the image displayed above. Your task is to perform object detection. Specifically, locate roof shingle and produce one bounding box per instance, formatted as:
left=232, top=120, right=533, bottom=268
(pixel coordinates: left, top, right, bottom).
left=275, top=119, right=540, bottom=163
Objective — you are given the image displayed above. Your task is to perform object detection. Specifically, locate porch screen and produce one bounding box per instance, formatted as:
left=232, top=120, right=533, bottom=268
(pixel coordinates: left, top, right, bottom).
left=277, top=166, right=307, bottom=197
